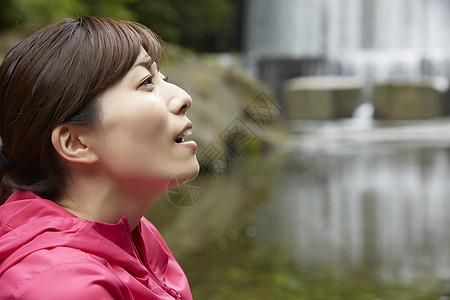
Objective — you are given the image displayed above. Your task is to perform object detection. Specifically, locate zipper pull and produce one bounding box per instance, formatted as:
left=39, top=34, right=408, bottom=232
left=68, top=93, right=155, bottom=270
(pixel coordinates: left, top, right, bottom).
left=162, top=284, right=182, bottom=300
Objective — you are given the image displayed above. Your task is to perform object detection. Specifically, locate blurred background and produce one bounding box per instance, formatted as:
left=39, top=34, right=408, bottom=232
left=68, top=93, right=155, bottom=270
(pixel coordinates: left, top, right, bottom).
left=1, top=0, right=450, bottom=299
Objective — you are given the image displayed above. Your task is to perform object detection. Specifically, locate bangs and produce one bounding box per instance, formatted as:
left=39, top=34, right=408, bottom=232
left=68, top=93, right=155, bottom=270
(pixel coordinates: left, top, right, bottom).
left=126, top=20, right=165, bottom=64
left=74, top=16, right=164, bottom=97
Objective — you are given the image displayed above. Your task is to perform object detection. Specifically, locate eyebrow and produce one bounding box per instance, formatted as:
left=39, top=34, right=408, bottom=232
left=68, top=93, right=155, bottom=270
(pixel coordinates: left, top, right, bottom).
left=134, top=56, right=159, bottom=72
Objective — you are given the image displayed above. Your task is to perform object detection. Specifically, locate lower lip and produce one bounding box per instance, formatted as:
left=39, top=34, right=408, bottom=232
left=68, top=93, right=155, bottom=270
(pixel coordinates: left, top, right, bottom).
left=178, top=140, right=197, bottom=150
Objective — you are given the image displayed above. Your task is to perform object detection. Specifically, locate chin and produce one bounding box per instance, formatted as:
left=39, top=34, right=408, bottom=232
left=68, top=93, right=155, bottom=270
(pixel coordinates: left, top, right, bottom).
left=167, top=163, right=199, bottom=189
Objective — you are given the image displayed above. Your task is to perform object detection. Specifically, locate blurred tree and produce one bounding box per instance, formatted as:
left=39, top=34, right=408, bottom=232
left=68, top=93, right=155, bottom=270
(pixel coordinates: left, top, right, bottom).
left=131, top=0, right=243, bottom=52
left=0, top=0, right=135, bottom=31
left=0, top=0, right=243, bottom=52
left=79, top=0, right=136, bottom=21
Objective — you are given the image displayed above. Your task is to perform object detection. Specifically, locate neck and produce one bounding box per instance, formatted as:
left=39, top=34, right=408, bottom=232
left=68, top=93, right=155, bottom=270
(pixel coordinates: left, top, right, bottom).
left=57, top=172, right=165, bottom=230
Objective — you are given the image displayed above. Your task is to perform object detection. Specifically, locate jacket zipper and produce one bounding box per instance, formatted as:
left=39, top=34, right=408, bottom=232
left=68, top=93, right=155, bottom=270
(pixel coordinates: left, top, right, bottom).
left=162, top=284, right=182, bottom=300
left=131, top=241, right=182, bottom=300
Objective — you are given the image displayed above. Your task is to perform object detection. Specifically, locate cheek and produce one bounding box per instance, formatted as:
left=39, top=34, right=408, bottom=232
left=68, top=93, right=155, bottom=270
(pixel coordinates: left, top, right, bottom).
left=97, top=102, right=171, bottom=163
left=103, top=99, right=168, bottom=138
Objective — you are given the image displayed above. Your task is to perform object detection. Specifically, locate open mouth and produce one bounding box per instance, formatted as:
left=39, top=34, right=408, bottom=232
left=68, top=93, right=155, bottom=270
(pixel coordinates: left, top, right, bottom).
left=175, top=128, right=192, bottom=143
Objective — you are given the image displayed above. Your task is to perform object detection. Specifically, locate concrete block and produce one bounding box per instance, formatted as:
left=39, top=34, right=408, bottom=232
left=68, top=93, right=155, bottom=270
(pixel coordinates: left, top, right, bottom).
left=373, top=78, right=449, bottom=119
left=283, top=76, right=362, bottom=120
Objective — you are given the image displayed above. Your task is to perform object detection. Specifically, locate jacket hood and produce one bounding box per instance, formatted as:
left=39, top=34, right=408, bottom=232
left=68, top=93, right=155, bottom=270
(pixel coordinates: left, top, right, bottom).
left=0, top=191, right=167, bottom=279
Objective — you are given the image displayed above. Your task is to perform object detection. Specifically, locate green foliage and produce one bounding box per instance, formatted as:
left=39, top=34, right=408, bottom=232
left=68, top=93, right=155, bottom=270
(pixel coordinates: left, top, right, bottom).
left=131, top=0, right=242, bottom=52
left=0, top=0, right=136, bottom=30
left=79, top=0, right=136, bottom=20
left=0, top=0, right=242, bottom=52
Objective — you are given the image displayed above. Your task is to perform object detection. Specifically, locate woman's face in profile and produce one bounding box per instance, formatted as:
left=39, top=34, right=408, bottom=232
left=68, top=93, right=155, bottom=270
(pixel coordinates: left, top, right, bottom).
left=88, top=49, right=199, bottom=189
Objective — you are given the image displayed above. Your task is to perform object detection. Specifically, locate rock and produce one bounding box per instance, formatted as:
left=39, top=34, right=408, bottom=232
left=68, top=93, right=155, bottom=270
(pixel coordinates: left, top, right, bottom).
left=161, top=45, right=281, bottom=149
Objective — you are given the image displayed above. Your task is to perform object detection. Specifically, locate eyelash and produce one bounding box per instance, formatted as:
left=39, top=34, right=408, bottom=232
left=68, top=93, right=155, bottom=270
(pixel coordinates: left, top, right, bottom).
left=141, top=74, right=155, bottom=86
left=140, top=74, right=169, bottom=87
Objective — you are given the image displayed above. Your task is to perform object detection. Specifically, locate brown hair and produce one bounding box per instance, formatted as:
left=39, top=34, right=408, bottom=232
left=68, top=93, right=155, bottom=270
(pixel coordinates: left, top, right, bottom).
left=0, top=16, right=164, bottom=203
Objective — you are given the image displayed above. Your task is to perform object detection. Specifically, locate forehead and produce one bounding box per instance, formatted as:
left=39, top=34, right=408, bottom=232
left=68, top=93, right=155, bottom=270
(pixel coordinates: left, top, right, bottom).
left=134, top=48, right=155, bottom=71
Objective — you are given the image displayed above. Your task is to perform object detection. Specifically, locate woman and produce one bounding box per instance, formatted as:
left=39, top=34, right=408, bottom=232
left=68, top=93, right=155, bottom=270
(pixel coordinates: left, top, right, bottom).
left=0, top=16, right=199, bottom=299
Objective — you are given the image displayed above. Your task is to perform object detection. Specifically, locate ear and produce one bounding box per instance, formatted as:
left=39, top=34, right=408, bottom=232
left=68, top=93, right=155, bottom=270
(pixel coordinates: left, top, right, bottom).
left=51, top=124, right=98, bottom=164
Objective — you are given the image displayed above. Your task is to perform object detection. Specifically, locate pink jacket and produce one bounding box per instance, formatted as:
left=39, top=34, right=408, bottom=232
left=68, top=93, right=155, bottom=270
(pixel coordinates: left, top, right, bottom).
left=0, top=191, right=192, bottom=299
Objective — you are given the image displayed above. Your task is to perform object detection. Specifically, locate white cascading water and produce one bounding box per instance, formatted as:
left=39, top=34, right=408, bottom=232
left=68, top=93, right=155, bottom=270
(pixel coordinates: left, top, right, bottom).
left=244, top=0, right=450, bottom=82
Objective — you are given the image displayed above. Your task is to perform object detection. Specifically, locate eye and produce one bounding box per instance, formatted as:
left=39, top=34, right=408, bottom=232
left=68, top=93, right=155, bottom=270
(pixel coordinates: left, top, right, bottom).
left=140, top=74, right=155, bottom=87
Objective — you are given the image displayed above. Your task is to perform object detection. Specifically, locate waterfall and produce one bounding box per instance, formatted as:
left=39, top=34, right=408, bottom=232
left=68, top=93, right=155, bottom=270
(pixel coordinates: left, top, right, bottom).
left=243, top=0, right=450, bottom=87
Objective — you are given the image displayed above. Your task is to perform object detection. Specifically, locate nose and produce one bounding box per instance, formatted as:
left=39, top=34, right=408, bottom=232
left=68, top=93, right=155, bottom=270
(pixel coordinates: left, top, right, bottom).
left=168, top=84, right=193, bottom=115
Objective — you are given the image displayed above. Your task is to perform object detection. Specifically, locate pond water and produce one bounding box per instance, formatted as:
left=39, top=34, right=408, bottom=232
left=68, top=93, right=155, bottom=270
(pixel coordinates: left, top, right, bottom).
left=161, top=118, right=450, bottom=299
left=256, top=118, right=450, bottom=284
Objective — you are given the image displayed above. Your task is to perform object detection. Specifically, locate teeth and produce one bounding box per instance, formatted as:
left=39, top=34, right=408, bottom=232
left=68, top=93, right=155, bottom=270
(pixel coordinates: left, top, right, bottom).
left=176, top=128, right=192, bottom=143
left=183, top=129, right=192, bottom=137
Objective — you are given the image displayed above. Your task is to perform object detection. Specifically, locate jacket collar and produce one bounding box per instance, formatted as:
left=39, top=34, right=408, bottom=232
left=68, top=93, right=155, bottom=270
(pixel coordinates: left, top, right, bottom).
left=0, top=191, right=152, bottom=278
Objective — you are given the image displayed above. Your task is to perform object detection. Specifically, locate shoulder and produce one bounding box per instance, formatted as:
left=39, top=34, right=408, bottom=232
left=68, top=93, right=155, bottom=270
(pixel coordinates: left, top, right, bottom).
left=0, top=247, right=129, bottom=300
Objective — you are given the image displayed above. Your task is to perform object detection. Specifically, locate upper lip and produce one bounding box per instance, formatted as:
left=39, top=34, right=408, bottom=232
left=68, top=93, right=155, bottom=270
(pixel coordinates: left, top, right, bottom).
left=175, top=121, right=193, bottom=143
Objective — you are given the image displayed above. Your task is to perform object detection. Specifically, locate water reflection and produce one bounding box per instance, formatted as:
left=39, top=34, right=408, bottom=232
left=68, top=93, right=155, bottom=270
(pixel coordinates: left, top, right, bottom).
left=264, top=119, right=450, bottom=284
